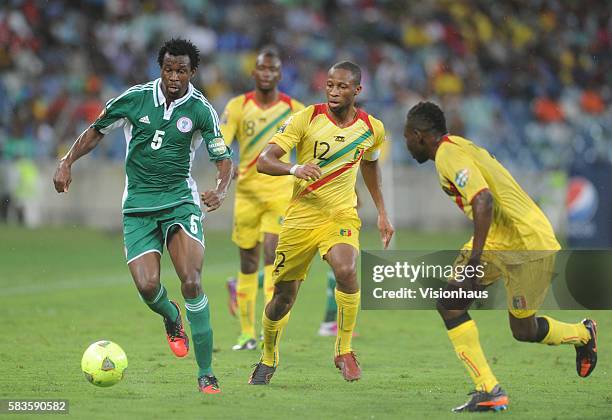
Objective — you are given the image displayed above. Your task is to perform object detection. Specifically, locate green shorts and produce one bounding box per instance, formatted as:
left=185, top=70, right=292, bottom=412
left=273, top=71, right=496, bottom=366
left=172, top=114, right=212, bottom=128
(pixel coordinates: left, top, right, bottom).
left=123, top=202, right=204, bottom=264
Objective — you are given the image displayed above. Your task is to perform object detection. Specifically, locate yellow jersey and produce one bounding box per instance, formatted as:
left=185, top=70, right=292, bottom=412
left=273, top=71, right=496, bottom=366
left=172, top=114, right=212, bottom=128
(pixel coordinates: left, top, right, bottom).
left=221, top=91, right=305, bottom=200
left=271, top=104, right=386, bottom=228
left=435, top=135, right=561, bottom=259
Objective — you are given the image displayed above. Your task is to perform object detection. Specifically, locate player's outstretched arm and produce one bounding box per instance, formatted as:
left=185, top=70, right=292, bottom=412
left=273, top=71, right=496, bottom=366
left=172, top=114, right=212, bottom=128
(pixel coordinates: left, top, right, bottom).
left=360, top=159, right=394, bottom=249
left=469, top=189, right=493, bottom=265
left=53, top=127, right=104, bottom=193
left=201, top=158, right=233, bottom=212
left=257, top=144, right=321, bottom=180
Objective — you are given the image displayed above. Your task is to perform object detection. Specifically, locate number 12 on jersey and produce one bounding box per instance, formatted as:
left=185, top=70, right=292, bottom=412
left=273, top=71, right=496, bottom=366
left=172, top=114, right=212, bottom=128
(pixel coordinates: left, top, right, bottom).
left=313, top=140, right=330, bottom=160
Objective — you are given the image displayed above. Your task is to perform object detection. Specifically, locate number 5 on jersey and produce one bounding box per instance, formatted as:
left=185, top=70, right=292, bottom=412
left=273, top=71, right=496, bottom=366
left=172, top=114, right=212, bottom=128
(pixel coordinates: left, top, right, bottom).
left=151, top=130, right=165, bottom=150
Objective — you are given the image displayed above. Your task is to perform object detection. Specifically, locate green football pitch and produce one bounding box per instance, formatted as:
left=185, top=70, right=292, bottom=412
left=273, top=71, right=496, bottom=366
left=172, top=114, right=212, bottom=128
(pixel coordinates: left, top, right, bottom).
left=1, top=226, right=609, bottom=419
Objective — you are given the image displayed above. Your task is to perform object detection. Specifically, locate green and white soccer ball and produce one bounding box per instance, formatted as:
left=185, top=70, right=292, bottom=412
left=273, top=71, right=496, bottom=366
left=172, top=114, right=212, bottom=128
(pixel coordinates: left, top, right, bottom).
left=81, top=340, right=128, bottom=387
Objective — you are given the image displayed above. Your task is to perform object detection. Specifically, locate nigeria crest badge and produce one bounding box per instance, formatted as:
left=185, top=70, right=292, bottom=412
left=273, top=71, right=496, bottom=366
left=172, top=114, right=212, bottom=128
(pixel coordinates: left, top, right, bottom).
left=177, top=116, right=193, bottom=133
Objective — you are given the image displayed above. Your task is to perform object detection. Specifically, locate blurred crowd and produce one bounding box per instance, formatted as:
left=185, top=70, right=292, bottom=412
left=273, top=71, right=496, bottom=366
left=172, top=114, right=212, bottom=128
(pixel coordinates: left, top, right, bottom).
left=1, top=0, right=611, bottom=170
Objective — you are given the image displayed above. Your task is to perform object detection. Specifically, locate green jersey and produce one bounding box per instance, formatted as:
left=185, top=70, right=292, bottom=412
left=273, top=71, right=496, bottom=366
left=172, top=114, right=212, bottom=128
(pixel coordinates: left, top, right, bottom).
left=92, top=78, right=231, bottom=214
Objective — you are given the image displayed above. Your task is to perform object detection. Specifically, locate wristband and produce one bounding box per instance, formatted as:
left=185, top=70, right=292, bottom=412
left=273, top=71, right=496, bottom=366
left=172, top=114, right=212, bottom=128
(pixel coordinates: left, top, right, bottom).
left=289, top=164, right=301, bottom=175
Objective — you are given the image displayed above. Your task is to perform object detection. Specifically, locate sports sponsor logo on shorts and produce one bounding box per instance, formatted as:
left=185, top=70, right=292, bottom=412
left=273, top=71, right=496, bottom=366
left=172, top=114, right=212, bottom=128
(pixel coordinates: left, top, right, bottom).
left=340, top=228, right=352, bottom=237
left=455, top=169, right=469, bottom=188
left=208, top=137, right=226, bottom=156
left=512, top=295, right=527, bottom=309
left=177, top=116, right=193, bottom=133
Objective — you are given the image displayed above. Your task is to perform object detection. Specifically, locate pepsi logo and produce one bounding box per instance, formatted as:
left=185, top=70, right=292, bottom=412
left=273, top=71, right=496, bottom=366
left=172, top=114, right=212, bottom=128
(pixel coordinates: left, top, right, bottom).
left=566, top=177, right=598, bottom=222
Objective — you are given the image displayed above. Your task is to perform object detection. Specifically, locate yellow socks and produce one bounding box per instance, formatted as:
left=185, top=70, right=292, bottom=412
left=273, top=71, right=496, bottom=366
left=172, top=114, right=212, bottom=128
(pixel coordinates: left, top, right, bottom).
left=335, top=289, right=360, bottom=356
left=261, top=311, right=290, bottom=367
left=447, top=320, right=498, bottom=392
left=263, top=264, right=275, bottom=305
left=539, top=316, right=590, bottom=345
left=237, top=271, right=258, bottom=338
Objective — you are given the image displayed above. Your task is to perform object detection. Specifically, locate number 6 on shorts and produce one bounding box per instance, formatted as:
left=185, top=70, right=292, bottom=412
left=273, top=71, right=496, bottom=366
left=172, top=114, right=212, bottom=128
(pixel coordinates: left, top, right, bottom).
left=190, top=214, right=199, bottom=234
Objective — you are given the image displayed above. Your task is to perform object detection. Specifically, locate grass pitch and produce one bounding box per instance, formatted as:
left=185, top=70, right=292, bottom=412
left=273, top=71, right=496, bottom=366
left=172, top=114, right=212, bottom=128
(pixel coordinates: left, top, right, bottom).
left=1, top=226, right=610, bottom=419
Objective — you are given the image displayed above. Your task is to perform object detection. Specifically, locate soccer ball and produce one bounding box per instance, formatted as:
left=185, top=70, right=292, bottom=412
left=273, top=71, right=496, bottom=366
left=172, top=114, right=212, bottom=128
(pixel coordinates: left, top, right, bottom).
left=81, top=340, right=128, bottom=387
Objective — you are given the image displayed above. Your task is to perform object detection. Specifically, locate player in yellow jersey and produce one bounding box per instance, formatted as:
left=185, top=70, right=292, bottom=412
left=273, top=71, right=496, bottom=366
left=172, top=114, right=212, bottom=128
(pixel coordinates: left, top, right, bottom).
left=220, top=48, right=305, bottom=350
left=248, top=61, right=394, bottom=384
left=403, top=101, right=598, bottom=412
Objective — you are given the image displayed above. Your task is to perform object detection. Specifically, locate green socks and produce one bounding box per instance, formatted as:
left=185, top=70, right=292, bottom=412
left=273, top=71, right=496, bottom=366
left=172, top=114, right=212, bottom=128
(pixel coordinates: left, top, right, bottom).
left=185, top=294, right=214, bottom=377
left=141, top=284, right=179, bottom=321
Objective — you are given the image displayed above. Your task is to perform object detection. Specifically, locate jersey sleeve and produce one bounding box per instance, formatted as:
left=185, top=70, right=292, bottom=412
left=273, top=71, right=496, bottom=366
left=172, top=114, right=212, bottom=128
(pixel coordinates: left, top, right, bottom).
left=197, top=104, right=232, bottom=162
left=91, top=89, right=139, bottom=134
left=363, top=116, right=385, bottom=161
left=269, top=106, right=311, bottom=153
left=436, top=146, right=489, bottom=204
left=220, top=96, right=242, bottom=146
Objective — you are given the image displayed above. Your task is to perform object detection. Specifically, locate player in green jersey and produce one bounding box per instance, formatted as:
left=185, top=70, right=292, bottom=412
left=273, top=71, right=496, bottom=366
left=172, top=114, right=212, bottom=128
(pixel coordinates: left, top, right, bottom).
left=53, top=39, right=233, bottom=394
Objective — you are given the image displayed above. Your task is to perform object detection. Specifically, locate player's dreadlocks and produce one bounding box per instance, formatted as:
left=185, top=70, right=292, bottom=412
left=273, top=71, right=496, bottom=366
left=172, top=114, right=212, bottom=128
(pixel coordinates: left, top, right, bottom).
left=406, top=101, right=447, bottom=135
left=157, top=38, right=200, bottom=70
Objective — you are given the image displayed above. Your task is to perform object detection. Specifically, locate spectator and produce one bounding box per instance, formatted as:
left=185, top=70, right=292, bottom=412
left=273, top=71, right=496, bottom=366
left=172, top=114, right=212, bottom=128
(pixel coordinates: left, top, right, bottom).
left=0, top=0, right=609, bottom=170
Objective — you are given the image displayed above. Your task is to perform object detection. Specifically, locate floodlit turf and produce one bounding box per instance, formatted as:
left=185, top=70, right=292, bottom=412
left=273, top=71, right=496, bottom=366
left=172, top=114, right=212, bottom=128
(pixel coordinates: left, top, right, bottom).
left=1, top=225, right=610, bottom=419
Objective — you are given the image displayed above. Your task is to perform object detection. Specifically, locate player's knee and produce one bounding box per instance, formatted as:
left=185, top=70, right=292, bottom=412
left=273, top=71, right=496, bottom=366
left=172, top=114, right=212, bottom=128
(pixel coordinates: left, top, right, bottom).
left=135, top=276, right=160, bottom=299
left=436, top=299, right=451, bottom=319
left=276, top=292, right=295, bottom=309
left=435, top=283, right=473, bottom=317
left=437, top=297, right=466, bottom=315
left=272, top=289, right=296, bottom=314
left=179, top=272, right=202, bottom=297
left=239, top=250, right=259, bottom=273
left=266, top=298, right=292, bottom=321
left=176, top=265, right=201, bottom=283
left=333, top=263, right=356, bottom=284
left=436, top=299, right=468, bottom=322
left=240, top=258, right=258, bottom=274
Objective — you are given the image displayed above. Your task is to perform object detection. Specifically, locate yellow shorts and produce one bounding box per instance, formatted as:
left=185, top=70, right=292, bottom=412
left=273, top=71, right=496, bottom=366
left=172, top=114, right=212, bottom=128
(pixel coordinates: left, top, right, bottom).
left=452, top=251, right=556, bottom=319
left=232, top=194, right=289, bottom=249
left=272, top=215, right=361, bottom=282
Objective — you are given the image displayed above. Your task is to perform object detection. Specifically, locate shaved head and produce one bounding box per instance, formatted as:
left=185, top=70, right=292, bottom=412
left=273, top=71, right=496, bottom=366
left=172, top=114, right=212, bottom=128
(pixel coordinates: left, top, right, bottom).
left=330, top=61, right=361, bottom=85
